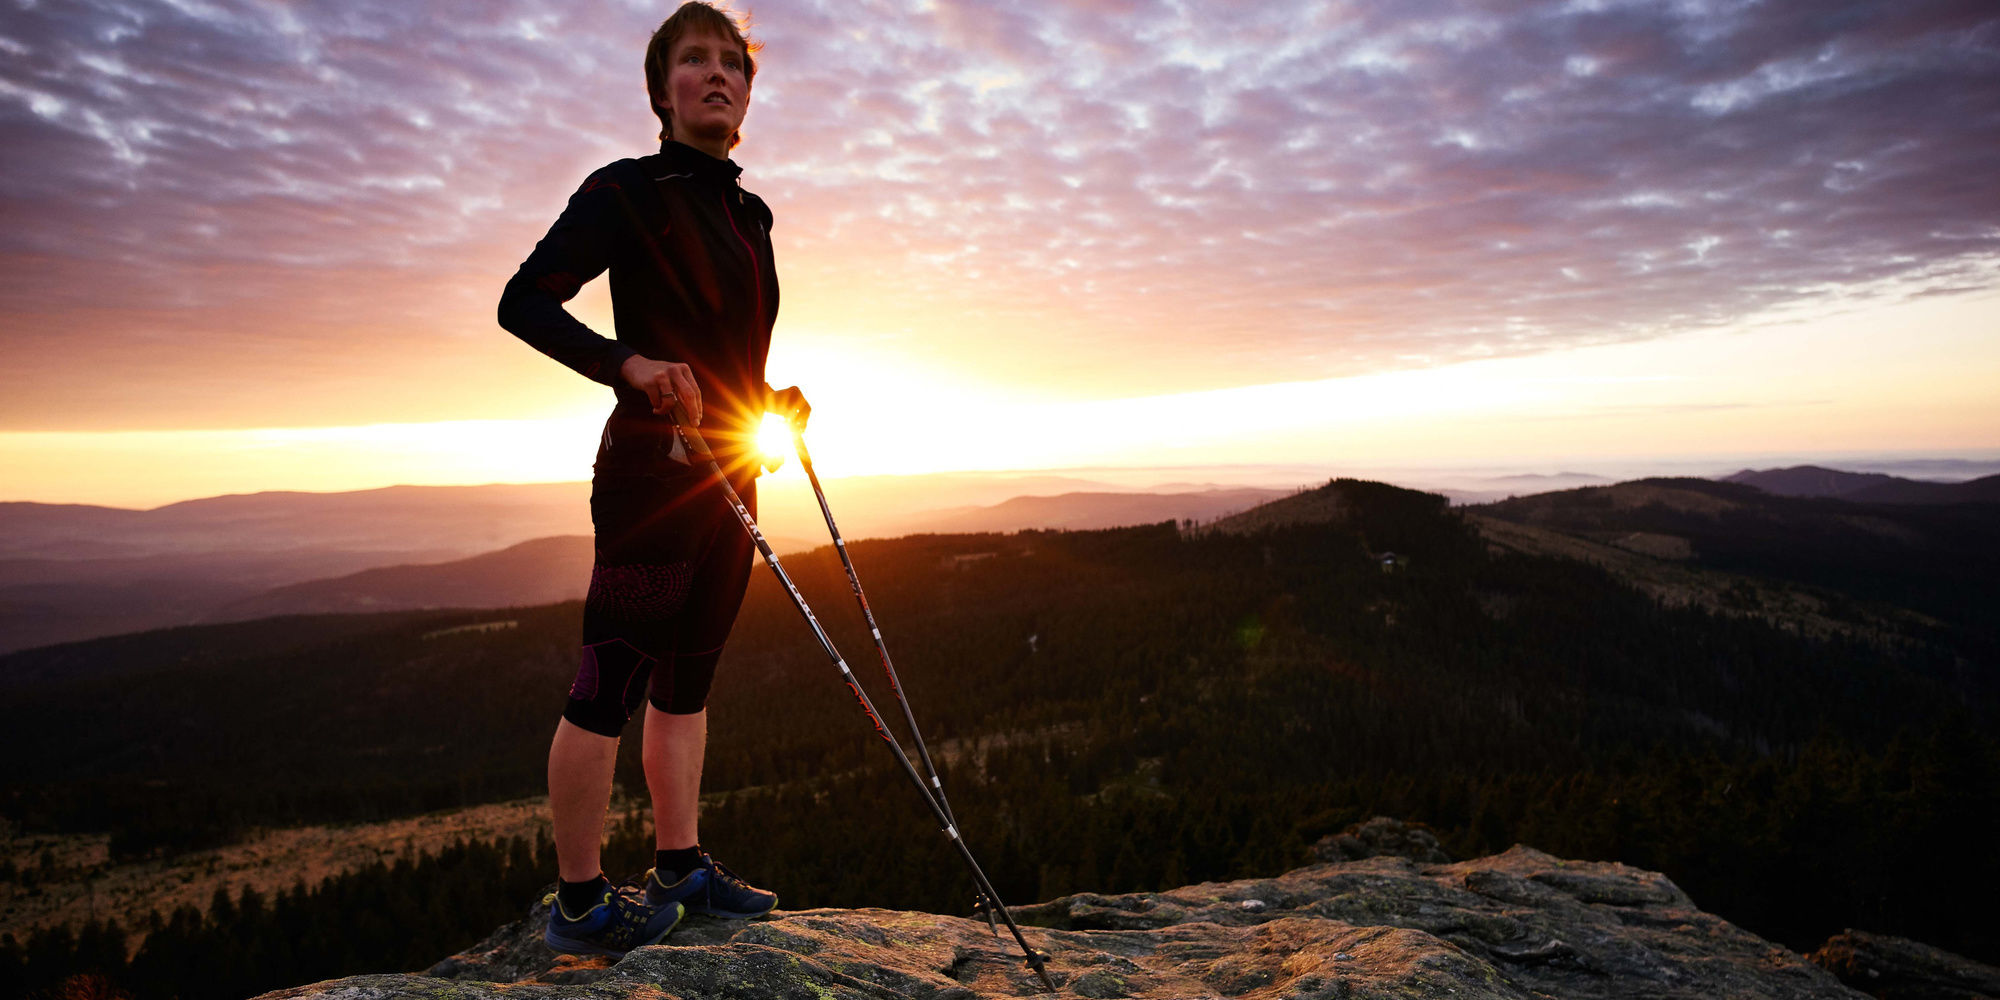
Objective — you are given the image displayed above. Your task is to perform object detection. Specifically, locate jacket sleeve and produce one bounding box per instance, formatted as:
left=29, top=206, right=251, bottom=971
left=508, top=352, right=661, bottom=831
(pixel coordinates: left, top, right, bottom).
left=496, top=167, right=639, bottom=387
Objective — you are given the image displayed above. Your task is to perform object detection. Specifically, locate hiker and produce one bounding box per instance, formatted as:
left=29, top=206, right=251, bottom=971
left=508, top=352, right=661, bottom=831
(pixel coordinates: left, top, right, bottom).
left=496, top=1, right=808, bottom=957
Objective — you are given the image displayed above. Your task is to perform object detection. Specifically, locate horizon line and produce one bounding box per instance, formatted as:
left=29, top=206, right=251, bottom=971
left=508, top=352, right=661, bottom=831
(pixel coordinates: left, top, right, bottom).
left=10, top=447, right=1999, bottom=511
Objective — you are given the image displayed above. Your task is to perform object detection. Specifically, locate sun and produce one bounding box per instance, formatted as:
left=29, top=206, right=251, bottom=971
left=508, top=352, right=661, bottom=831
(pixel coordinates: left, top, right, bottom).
left=757, top=411, right=794, bottom=466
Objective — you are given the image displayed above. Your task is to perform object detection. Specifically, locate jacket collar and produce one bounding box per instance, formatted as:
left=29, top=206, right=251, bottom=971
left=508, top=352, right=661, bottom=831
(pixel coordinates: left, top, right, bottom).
left=658, top=139, right=743, bottom=184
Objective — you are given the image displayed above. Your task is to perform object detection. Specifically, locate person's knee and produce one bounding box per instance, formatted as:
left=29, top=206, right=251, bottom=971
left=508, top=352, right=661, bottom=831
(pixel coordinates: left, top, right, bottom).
left=560, top=702, right=630, bottom=738
left=648, top=643, right=723, bottom=715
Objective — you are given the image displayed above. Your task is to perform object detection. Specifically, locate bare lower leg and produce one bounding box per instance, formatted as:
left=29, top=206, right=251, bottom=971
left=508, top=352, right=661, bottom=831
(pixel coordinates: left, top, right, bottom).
left=548, top=717, right=619, bottom=883
left=643, top=704, right=707, bottom=852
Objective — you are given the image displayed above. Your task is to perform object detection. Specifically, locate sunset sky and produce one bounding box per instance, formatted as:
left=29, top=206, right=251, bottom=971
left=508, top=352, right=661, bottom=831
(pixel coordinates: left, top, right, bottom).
left=3, top=0, right=1996, bottom=507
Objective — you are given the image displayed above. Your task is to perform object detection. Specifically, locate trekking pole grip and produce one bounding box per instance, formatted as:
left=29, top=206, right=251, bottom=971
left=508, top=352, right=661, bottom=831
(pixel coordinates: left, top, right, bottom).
left=667, top=401, right=715, bottom=463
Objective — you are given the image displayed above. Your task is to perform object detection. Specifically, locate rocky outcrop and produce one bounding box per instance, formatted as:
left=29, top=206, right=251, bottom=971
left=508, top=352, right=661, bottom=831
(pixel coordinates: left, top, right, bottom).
left=1808, top=928, right=2000, bottom=999
left=1309, top=815, right=1453, bottom=865
left=256, top=819, right=1877, bottom=999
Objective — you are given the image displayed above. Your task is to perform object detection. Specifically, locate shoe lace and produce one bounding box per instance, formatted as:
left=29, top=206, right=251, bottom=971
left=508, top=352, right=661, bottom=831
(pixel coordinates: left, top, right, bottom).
left=706, top=857, right=755, bottom=892
left=544, top=883, right=653, bottom=942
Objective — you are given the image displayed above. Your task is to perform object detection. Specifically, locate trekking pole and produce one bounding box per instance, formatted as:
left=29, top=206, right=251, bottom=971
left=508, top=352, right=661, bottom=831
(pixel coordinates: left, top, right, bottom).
left=667, top=405, right=1055, bottom=994
left=788, top=428, right=1001, bottom=932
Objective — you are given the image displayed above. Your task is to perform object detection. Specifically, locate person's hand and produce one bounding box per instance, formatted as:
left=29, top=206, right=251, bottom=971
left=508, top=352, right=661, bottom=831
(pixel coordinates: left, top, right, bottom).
left=768, top=385, right=811, bottom=431
left=622, top=355, right=701, bottom=424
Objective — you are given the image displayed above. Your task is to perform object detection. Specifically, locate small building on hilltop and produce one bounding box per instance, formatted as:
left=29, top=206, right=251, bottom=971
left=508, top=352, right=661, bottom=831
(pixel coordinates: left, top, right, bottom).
left=942, top=551, right=998, bottom=570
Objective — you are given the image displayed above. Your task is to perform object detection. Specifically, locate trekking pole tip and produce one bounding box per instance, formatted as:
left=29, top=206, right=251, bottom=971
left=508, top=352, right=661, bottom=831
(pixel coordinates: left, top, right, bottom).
left=971, top=894, right=1000, bottom=936
left=1025, top=950, right=1055, bottom=993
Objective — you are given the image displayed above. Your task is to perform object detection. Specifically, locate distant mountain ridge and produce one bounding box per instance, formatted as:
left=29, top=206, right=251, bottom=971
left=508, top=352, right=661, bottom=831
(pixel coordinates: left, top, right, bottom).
left=906, top=487, right=1286, bottom=534
left=8, top=466, right=1995, bottom=655
left=1723, top=464, right=2000, bottom=504
left=174, top=488, right=1280, bottom=625
left=202, top=535, right=597, bottom=622
left=0, top=483, right=592, bottom=654
left=1199, top=480, right=1363, bottom=535
left=0, top=483, right=592, bottom=560
left=0, top=480, right=1291, bottom=654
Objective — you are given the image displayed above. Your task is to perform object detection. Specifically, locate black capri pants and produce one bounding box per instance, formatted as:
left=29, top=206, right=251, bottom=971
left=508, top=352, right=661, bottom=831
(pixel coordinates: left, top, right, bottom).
left=563, top=469, right=756, bottom=736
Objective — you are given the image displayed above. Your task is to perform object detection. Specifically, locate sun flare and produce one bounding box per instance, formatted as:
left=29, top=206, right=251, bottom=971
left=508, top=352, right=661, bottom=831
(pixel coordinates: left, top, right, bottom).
left=757, top=412, right=794, bottom=465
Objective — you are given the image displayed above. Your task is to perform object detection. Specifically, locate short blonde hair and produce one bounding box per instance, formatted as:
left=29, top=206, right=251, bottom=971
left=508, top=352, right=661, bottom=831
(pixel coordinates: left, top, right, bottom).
left=645, top=2, right=760, bottom=149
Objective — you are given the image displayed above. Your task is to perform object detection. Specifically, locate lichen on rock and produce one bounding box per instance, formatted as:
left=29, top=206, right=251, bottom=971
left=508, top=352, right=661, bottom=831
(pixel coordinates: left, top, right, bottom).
left=256, top=818, right=1886, bottom=1000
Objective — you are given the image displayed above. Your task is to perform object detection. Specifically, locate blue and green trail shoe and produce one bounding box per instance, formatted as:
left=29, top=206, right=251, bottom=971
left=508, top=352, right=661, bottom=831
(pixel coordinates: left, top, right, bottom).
left=646, top=854, right=777, bottom=919
left=542, top=880, right=684, bottom=957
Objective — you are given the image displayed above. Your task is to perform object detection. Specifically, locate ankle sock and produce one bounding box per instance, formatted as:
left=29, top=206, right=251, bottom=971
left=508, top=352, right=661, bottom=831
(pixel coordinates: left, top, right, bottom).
left=656, top=846, right=703, bottom=879
left=557, top=873, right=608, bottom=917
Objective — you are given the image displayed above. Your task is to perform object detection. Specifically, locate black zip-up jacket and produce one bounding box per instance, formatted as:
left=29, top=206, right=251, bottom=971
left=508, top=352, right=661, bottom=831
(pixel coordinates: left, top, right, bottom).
left=498, top=140, right=778, bottom=479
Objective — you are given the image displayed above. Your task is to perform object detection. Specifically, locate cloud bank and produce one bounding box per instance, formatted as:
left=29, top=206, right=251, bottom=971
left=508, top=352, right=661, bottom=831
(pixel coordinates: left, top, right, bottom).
left=1, top=0, right=1995, bottom=429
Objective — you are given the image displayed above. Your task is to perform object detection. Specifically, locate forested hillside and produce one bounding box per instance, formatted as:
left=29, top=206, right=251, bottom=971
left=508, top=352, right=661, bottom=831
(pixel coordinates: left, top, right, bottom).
left=5, top=479, right=1995, bottom=998
left=1476, top=477, right=2000, bottom=649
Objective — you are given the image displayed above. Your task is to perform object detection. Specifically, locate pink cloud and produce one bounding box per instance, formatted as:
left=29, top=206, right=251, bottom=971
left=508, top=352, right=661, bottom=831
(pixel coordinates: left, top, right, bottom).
left=1, top=0, right=1996, bottom=429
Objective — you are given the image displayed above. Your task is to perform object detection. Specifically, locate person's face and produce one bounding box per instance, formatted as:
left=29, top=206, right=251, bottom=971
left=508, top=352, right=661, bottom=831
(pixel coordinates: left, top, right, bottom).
left=661, top=27, right=750, bottom=155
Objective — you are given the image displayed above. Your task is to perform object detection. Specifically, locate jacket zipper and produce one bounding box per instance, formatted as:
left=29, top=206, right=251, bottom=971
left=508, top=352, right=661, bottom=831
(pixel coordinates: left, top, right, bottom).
left=720, top=191, right=763, bottom=333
